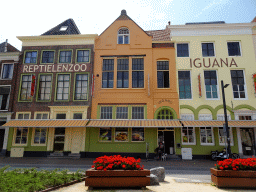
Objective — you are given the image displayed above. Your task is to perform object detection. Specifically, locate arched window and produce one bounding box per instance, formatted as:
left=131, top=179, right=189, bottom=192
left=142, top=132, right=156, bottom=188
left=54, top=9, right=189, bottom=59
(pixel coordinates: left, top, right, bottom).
left=118, top=28, right=129, bottom=44
left=157, top=109, right=173, bottom=119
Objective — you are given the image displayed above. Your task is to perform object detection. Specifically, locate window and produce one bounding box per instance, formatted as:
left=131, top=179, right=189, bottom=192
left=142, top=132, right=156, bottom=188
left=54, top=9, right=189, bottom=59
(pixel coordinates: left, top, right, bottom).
left=0, top=86, right=10, bottom=110
left=74, top=74, right=88, bottom=100
left=24, top=51, right=37, bottom=64
left=33, top=128, right=47, bottom=144
left=182, top=127, right=195, bottom=145
left=20, top=75, right=32, bottom=101
left=132, top=107, right=144, bottom=119
left=42, top=51, right=54, bottom=63
left=99, top=128, right=112, bottom=142
left=219, top=127, right=233, bottom=146
left=115, top=128, right=128, bottom=142
left=100, top=106, right=112, bottom=119
left=157, top=61, right=169, bottom=88
left=116, top=107, right=128, bottom=119
left=198, top=114, right=212, bottom=120
left=102, top=59, right=114, bottom=88
left=60, top=26, right=68, bottom=31
left=217, top=114, right=231, bottom=121
left=202, top=43, right=215, bottom=57
left=204, top=70, right=218, bottom=99
left=231, top=70, right=246, bottom=99
left=38, top=75, right=52, bottom=101
left=227, top=42, right=241, bottom=56
left=117, top=59, right=129, bottom=88
left=1, top=64, right=13, bottom=79
left=200, top=127, right=214, bottom=145
left=73, top=113, right=83, bottom=119
left=177, top=43, right=189, bottom=57
left=132, top=128, right=144, bottom=141
left=56, top=74, right=70, bottom=100
left=14, top=128, right=28, bottom=145
left=239, top=115, right=252, bottom=120
left=132, top=58, right=144, bottom=88
left=178, top=71, right=192, bottom=99
left=180, top=114, right=194, bottom=120
left=17, top=113, right=30, bottom=119
left=77, top=50, right=89, bottom=63
left=59, top=50, right=72, bottom=63
left=118, top=28, right=129, bottom=44
left=35, top=113, right=48, bottom=119
left=157, top=109, right=173, bottom=119
left=56, top=114, right=66, bottom=119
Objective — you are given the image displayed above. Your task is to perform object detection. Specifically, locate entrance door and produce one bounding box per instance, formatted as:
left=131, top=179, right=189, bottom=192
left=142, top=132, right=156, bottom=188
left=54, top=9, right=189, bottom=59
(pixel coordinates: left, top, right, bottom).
left=158, top=130, right=175, bottom=154
left=0, top=129, right=5, bottom=151
left=54, top=128, right=65, bottom=152
left=241, top=128, right=255, bottom=156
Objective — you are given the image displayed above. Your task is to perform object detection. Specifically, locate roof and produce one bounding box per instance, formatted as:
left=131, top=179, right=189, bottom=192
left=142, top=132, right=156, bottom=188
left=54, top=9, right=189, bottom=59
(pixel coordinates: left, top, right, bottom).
left=252, top=16, right=256, bottom=23
left=185, top=21, right=225, bottom=25
left=41, top=18, right=80, bottom=36
left=181, top=120, right=256, bottom=128
left=3, top=119, right=89, bottom=127
left=146, top=28, right=171, bottom=41
left=87, top=119, right=182, bottom=127
left=0, top=41, right=19, bottom=52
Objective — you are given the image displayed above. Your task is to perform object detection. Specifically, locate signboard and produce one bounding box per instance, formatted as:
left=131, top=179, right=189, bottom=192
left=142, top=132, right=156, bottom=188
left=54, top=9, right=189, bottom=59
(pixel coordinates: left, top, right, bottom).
left=23, top=64, right=88, bottom=73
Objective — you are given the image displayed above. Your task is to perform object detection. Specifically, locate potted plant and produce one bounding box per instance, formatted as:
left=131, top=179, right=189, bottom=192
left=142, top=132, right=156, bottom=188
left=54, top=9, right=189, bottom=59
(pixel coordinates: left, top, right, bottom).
left=211, top=157, right=256, bottom=188
left=85, top=155, right=150, bottom=187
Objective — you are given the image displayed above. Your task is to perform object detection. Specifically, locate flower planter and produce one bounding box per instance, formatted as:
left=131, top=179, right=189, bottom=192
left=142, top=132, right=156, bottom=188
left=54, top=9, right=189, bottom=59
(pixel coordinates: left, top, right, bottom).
left=211, top=168, right=256, bottom=188
left=85, top=169, right=150, bottom=187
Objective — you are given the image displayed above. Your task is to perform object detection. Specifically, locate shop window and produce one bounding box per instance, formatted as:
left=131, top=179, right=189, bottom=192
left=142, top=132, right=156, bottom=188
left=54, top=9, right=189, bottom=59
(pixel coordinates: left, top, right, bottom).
left=132, top=107, right=144, bottom=119
left=100, top=106, right=112, bottom=119
left=117, top=59, right=129, bottom=88
left=56, top=74, right=70, bottom=101
left=115, top=128, right=128, bottom=142
left=42, top=51, right=54, bottom=63
left=239, top=115, right=252, bottom=120
left=132, top=128, right=144, bottom=142
left=33, top=128, right=47, bottom=144
left=1, top=64, right=14, bottom=79
left=99, top=128, right=112, bottom=142
left=116, top=107, right=128, bottom=119
left=177, top=43, right=189, bottom=57
left=73, top=113, right=83, bottom=119
left=74, top=74, right=88, bottom=100
left=24, top=51, right=37, bottom=64
left=204, top=70, right=218, bottom=99
left=38, top=75, right=52, bottom=101
left=182, top=127, right=195, bottom=145
left=132, top=58, right=144, bottom=88
left=118, top=28, right=129, bottom=44
left=14, top=128, right=28, bottom=145
left=227, top=42, right=241, bottom=56
left=0, top=86, right=10, bottom=110
left=157, top=109, right=173, bottom=119
left=17, top=113, right=30, bottom=119
left=77, top=50, right=89, bottom=63
left=59, top=50, right=72, bottom=63
left=231, top=70, right=246, bottom=99
left=219, top=127, right=234, bottom=146
left=178, top=71, right=192, bottom=99
left=20, top=75, right=32, bottom=101
left=157, top=61, right=169, bottom=88
left=202, top=43, right=215, bottom=57
left=35, top=113, right=49, bottom=119
left=102, top=59, right=114, bottom=88
left=200, top=127, right=214, bottom=145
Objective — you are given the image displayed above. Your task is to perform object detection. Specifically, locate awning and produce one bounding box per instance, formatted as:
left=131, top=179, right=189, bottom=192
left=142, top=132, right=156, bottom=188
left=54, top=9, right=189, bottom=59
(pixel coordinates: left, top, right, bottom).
left=2, top=119, right=89, bottom=127
left=87, top=119, right=182, bottom=127
left=181, top=120, right=256, bottom=128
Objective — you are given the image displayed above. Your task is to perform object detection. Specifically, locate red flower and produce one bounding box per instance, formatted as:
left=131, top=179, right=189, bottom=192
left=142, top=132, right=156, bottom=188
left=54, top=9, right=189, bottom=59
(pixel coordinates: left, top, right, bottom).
left=122, top=164, right=126, bottom=168
left=220, top=167, right=224, bottom=170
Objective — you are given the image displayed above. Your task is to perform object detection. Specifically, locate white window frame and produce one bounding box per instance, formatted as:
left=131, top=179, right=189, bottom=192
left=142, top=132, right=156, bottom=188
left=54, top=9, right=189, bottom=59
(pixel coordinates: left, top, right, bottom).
left=117, top=28, right=130, bottom=44
left=31, top=128, right=47, bottom=146
left=178, top=70, right=193, bottom=100
left=204, top=70, right=219, bottom=100
left=200, top=127, right=215, bottom=146
left=219, top=127, right=234, bottom=146
left=217, top=114, right=231, bottom=121
left=12, top=127, right=29, bottom=146
left=1, top=63, right=14, bottom=80
left=198, top=114, right=212, bottom=120
left=201, top=42, right=216, bottom=57
left=16, top=112, right=31, bottom=119
left=181, top=127, right=196, bottom=145
left=230, top=70, right=247, bottom=100
left=227, top=41, right=242, bottom=57
left=180, top=114, right=194, bottom=120
left=176, top=43, right=190, bottom=58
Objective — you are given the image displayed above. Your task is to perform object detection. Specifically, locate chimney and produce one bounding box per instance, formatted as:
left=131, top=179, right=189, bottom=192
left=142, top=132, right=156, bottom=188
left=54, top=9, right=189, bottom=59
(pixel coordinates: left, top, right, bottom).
left=4, top=39, right=8, bottom=52
left=168, top=21, right=171, bottom=25
left=121, top=10, right=127, bottom=15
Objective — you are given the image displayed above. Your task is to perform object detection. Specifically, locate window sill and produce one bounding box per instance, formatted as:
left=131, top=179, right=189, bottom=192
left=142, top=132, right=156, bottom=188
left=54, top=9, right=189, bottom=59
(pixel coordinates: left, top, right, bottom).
left=200, top=143, right=215, bottom=146
left=219, top=143, right=234, bottom=146
left=228, top=55, right=241, bottom=57
left=0, top=78, right=13, bottom=80
left=31, top=144, right=47, bottom=146
left=181, top=143, right=196, bottom=145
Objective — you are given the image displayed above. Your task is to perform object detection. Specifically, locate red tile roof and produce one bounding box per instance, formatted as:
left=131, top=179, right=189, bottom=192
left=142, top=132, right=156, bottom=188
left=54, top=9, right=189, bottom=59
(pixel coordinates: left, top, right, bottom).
left=146, top=28, right=171, bottom=41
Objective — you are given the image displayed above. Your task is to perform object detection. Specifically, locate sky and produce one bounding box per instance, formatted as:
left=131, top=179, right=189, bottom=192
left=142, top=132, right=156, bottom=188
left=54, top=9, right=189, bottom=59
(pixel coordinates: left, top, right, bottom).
left=1, top=0, right=255, bottom=50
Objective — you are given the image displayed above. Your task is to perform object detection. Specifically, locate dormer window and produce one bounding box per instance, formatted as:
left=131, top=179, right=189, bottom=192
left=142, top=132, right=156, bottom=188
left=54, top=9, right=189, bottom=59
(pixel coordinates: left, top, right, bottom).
left=118, top=28, right=129, bottom=44
left=60, top=26, right=68, bottom=31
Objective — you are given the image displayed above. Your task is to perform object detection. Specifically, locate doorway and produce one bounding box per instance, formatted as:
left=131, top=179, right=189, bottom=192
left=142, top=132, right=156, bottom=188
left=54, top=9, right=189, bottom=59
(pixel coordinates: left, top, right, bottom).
left=158, top=129, right=175, bottom=154
left=54, top=128, right=65, bottom=152
left=240, top=128, right=255, bottom=156
left=0, top=129, right=5, bottom=151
